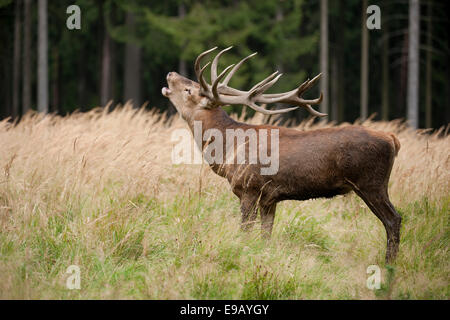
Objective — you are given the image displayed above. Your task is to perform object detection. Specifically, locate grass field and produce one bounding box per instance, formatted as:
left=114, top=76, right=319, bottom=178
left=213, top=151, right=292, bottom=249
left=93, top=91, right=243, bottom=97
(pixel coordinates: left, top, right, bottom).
left=0, top=105, right=448, bottom=299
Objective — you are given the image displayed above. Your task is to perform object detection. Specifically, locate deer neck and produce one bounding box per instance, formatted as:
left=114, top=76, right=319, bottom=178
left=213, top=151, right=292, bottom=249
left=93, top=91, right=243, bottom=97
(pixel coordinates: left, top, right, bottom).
left=188, top=107, right=237, bottom=134
left=187, top=107, right=237, bottom=149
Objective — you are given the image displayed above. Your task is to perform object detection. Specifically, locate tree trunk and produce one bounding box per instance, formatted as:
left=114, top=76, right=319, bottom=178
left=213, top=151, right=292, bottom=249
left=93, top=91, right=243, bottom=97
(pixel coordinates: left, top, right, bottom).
left=12, top=0, right=21, bottom=118
left=331, top=54, right=338, bottom=122
left=101, top=9, right=112, bottom=107
left=447, top=51, right=450, bottom=128
left=178, top=2, right=187, bottom=77
left=274, top=2, right=289, bottom=123
left=37, top=0, right=48, bottom=113
left=2, top=61, right=12, bottom=119
left=337, top=0, right=345, bottom=123
left=397, top=33, right=408, bottom=119
left=447, top=19, right=450, bottom=127
left=51, top=48, right=60, bottom=114
left=425, top=0, right=432, bottom=128
left=381, top=0, right=389, bottom=121
left=407, top=0, right=420, bottom=129
left=123, top=12, right=142, bottom=108
left=23, top=0, right=32, bottom=114
left=360, top=0, right=369, bottom=121
left=320, top=0, right=328, bottom=118
left=330, top=0, right=345, bottom=123
left=77, top=47, right=87, bottom=111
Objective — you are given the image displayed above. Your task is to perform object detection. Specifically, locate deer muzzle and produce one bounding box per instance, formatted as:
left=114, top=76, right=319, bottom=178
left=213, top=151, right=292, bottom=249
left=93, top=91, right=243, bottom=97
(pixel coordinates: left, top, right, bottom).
left=161, top=87, right=171, bottom=97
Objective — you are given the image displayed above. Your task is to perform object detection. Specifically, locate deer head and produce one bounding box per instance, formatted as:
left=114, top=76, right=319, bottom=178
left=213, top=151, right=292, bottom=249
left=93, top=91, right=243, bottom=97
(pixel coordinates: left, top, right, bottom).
left=162, top=46, right=326, bottom=121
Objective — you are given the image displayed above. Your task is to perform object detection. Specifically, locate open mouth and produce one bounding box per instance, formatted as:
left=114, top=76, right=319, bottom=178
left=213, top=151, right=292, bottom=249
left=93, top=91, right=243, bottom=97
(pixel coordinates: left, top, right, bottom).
left=161, top=87, right=171, bottom=97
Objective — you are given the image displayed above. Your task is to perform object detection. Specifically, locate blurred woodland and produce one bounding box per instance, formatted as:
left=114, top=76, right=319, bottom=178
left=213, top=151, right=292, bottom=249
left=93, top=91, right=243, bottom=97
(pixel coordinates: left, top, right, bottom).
left=0, top=0, right=449, bottom=128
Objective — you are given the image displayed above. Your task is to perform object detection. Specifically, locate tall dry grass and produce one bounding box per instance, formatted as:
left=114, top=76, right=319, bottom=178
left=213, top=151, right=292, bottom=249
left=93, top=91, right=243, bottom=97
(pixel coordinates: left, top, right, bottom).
left=0, top=104, right=448, bottom=299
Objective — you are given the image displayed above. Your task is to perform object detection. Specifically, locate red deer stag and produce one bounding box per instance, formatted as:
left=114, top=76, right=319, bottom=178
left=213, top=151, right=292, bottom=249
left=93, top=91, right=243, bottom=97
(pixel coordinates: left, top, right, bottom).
left=162, top=47, right=402, bottom=263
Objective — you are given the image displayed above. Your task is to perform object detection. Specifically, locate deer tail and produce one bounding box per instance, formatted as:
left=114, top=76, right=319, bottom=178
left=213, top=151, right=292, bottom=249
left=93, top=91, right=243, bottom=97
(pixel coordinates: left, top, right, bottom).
left=389, top=133, right=401, bottom=156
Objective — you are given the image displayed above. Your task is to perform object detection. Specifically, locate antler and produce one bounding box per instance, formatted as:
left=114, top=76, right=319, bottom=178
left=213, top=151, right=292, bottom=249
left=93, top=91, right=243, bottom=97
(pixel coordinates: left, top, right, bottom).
left=194, top=47, right=327, bottom=117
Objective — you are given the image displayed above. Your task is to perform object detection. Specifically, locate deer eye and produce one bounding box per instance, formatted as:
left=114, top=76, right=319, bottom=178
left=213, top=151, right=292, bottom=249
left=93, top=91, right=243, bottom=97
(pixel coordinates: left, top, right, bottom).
left=184, top=88, right=191, bottom=95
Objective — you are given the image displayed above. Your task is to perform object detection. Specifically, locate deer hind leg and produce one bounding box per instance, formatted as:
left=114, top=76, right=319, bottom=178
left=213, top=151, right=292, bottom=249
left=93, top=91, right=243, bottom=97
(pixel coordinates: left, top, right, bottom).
left=260, top=203, right=277, bottom=239
left=354, top=188, right=402, bottom=263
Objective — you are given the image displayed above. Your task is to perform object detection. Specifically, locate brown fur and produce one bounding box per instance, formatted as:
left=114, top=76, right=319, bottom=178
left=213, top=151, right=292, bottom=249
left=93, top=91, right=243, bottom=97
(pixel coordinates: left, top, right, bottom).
left=164, top=72, right=402, bottom=263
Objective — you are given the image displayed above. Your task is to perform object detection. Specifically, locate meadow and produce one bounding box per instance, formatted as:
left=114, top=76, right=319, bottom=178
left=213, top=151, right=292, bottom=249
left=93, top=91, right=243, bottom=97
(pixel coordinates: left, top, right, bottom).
left=0, top=105, right=448, bottom=299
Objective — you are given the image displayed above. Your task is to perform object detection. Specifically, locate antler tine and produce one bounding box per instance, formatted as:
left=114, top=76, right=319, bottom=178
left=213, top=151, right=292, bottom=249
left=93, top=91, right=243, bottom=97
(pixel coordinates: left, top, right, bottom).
left=193, top=47, right=325, bottom=116
left=256, top=73, right=326, bottom=117
left=297, top=78, right=311, bottom=93
left=249, top=71, right=279, bottom=92
left=299, top=73, right=321, bottom=95
left=198, top=61, right=211, bottom=92
left=212, top=64, right=235, bottom=99
left=195, top=47, right=217, bottom=88
left=195, top=47, right=217, bottom=73
left=304, top=103, right=327, bottom=117
left=290, top=73, right=323, bottom=105
left=211, top=46, right=233, bottom=84
left=249, top=73, right=283, bottom=98
left=299, top=92, right=323, bottom=105
left=261, top=73, right=321, bottom=100
left=248, top=102, right=299, bottom=115
left=222, top=52, right=258, bottom=87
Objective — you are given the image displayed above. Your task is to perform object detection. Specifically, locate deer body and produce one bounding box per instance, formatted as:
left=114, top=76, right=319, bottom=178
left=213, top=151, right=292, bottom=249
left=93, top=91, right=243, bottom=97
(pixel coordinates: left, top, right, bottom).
left=162, top=47, right=402, bottom=262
